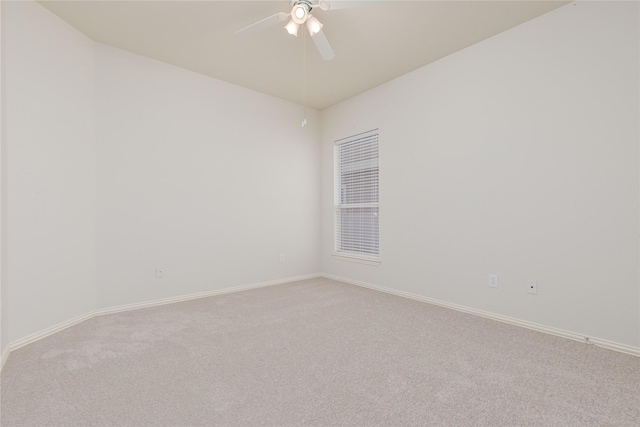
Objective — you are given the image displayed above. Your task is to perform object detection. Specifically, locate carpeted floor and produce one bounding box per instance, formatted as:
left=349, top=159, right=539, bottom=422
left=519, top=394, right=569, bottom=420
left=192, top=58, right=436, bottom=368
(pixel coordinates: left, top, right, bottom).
left=1, top=277, right=638, bottom=426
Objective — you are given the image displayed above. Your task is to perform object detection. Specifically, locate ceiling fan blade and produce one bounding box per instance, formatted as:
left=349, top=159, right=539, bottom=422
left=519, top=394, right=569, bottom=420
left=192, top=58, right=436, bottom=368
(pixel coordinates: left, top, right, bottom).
left=319, top=0, right=384, bottom=11
left=234, top=12, right=289, bottom=39
left=311, top=29, right=335, bottom=61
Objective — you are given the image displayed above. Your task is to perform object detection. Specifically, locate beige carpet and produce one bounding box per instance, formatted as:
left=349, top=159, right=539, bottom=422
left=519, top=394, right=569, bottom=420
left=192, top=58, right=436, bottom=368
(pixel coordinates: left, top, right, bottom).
left=1, top=277, right=638, bottom=426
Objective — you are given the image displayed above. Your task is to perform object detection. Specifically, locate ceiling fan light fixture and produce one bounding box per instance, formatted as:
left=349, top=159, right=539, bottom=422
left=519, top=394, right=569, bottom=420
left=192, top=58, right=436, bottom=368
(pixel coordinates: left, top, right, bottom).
left=306, top=15, right=323, bottom=36
left=291, top=3, right=309, bottom=24
left=285, top=19, right=299, bottom=36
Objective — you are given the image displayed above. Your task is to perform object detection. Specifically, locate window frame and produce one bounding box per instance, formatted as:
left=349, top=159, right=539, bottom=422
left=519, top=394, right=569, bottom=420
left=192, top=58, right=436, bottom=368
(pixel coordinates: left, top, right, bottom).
left=333, top=129, right=380, bottom=265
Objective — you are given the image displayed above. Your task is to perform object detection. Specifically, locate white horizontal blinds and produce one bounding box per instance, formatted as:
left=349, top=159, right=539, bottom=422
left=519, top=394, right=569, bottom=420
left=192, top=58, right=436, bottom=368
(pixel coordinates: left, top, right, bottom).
left=335, top=129, right=379, bottom=258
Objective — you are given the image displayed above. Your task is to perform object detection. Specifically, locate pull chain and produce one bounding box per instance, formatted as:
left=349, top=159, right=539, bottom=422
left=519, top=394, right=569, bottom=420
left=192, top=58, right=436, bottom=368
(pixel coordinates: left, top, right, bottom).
left=301, top=29, right=307, bottom=127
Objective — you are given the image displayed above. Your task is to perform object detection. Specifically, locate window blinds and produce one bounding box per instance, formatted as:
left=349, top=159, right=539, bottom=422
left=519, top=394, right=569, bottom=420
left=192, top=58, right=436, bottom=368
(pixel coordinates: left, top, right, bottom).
left=334, top=129, right=379, bottom=259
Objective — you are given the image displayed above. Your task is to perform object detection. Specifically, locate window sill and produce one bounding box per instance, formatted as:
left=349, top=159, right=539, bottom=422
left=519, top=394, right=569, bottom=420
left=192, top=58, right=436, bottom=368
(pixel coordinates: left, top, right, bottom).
left=332, top=253, right=380, bottom=266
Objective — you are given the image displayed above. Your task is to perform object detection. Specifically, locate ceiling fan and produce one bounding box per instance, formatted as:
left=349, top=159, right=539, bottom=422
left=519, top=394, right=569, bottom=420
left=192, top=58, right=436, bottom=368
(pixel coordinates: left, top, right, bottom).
left=234, top=0, right=382, bottom=61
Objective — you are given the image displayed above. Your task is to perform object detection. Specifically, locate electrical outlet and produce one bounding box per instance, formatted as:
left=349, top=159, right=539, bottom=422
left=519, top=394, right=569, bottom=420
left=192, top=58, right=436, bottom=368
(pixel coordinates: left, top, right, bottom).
left=279, top=254, right=285, bottom=263
left=527, top=280, right=538, bottom=295
left=489, top=274, right=498, bottom=288
left=156, top=267, right=164, bottom=278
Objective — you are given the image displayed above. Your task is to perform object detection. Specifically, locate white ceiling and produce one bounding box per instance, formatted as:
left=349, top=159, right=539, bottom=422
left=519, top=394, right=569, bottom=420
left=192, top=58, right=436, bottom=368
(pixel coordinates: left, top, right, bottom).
left=39, top=0, right=569, bottom=110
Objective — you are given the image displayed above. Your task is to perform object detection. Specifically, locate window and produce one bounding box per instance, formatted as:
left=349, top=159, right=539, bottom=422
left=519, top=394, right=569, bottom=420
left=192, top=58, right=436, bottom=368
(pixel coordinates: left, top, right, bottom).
left=334, top=129, right=379, bottom=263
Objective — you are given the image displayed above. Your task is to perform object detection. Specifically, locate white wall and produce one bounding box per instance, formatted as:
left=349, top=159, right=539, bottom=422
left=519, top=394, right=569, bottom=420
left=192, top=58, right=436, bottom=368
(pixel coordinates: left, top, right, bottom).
left=94, top=44, right=320, bottom=309
left=2, top=1, right=96, bottom=345
left=0, top=0, right=6, bottom=359
left=321, top=1, right=640, bottom=348
left=1, top=0, right=320, bottom=347
left=2, top=0, right=637, bottom=354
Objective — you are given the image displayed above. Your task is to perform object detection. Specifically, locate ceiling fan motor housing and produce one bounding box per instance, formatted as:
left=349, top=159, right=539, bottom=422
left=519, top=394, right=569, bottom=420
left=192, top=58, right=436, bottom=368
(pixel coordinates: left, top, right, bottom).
left=290, top=0, right=314, bottom=24
left=234, top=0, right=336, bottom=60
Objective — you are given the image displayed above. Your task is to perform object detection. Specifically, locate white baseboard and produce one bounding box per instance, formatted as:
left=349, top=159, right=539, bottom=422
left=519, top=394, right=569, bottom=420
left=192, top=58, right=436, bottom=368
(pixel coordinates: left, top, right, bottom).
left=93, top=273, right=321, bottom=317
left=1, top=347, right=9, bottom=371
left=9, top=312, right=94, bottom=352
left=587, top=337, right=640, bottom=356
left=5, top=273, right=321, bottom=360
left=3, top=272, right=637, bottom=370
left=321, top=273, right=640, bottom=357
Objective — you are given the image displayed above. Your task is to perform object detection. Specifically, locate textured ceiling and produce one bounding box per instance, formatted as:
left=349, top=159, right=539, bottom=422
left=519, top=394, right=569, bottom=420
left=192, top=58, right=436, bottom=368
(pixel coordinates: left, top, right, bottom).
left=39, top=0, right=570, bottom=110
